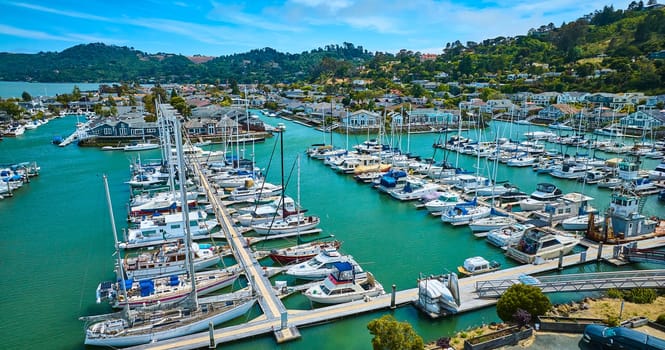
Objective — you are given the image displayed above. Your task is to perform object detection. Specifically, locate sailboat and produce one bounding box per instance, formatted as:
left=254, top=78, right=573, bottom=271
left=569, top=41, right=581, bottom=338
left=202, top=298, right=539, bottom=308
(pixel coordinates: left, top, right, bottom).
left=81, top=114, right=256, bottom=347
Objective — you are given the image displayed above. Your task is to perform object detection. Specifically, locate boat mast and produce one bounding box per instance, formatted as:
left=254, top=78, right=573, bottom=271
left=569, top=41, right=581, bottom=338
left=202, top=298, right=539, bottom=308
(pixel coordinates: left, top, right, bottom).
left=172, top=111, right=198, bottom=308
left=296, top=154, right=302, bottom=244
left=330, top=99, right=334, bottom=147
left=102, top=174, right=130, bottom=318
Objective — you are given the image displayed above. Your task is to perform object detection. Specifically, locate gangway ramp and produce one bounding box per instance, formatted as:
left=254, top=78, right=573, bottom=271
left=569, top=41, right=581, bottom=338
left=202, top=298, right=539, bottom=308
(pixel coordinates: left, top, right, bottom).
left=623, top=247, right=665, bottom=265
left=476, top=269, right=665, bottom=298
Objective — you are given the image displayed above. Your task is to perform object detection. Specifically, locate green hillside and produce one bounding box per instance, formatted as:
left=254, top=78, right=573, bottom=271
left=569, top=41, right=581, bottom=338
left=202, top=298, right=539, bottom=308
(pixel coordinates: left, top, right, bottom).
left=0, top=4, right=663, bottom=93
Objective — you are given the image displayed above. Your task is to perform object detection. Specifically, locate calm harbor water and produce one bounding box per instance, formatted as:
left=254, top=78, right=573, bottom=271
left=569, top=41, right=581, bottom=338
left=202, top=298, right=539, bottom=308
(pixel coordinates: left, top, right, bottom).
left=0, top=81, right=104, bottom=99
left=2, top=111, right=664, bottom=349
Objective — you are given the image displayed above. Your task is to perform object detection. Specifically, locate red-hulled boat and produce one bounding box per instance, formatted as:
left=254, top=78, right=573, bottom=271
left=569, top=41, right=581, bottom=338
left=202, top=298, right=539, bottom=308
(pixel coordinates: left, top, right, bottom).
left=268, top=240, right=342, bottom=265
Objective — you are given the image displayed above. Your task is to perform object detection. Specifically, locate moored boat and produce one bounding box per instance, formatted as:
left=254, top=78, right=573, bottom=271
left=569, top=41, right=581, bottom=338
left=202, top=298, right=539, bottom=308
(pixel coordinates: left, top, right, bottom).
left=267, top=240, right=342, bottom=265
left=457, top=256, right=501, bottom=276
left=303, top=262, right=384, bottom=304
left=505, top=228, right=581, bottom=264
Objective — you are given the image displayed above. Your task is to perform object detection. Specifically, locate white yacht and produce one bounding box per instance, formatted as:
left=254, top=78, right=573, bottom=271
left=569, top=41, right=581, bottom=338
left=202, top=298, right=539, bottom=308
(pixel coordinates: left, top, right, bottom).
left=440, top=203, right=491, bottom=226
left=518, top=183, right=563, bottom=211
left=506, top=229, right=580, bottom=264
left=388, top=179, right=440, bottom=201
left=549, top=163, right=590, bottom=180
left=648, top=161, right=665, bottom=181
left=531, top=192, right=595, bottom=224
left=424, top=191, right=466, bottom=215
left=486, top=222, right=537, bottom=249
left=303, top=262, right=384, bottom=304
left=285, top=249, right=359, bottom=280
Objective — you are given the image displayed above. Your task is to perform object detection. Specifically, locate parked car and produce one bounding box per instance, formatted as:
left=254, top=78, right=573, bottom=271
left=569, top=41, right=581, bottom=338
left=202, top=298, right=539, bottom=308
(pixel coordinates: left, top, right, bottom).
left=582, top=324, right=665, bottom=350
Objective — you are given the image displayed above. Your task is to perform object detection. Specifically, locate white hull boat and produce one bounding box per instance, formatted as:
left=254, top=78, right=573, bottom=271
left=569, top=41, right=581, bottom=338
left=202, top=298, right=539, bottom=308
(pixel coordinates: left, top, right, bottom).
left=83, top=298, right=256, bottom=347
left=440, top=205, right=491, bottom=226
left=303, top=262, right=383, bottom=304
left=251, top=215, right=320, bottom=235
left=561, top=214, right=604, bottom=231
left=469, top=216, right=518, bottom=233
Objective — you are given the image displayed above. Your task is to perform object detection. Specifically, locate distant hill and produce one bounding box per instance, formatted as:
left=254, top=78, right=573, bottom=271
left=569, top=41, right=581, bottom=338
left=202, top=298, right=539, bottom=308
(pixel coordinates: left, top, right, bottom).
left=0, top=4, right=663, bottom=94
left=0, top=42, right=373, bottom=84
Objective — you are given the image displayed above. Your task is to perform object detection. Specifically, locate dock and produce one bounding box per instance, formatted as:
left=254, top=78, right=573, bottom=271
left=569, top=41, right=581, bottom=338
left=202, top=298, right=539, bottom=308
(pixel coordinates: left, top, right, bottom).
left=127, top=104, right=665, bottom=349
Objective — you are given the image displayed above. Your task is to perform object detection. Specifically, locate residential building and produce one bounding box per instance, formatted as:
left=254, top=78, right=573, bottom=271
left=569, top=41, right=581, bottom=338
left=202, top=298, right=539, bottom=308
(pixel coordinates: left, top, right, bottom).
left=619, top=109, right=665, bottom=129
left=341, top=109, right=381, bottom=129
left=537, top=104, right=580, bottom=122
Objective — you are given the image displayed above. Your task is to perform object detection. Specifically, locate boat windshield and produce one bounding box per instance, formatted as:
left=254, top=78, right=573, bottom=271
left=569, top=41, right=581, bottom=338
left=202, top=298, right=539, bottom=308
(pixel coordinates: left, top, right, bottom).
left=307, top=257, right=323, bottom=267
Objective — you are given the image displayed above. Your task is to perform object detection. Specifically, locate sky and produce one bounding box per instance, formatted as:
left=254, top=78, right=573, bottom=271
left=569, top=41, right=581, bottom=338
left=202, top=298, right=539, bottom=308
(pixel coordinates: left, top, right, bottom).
left=0, top=0, right=635, bottom=57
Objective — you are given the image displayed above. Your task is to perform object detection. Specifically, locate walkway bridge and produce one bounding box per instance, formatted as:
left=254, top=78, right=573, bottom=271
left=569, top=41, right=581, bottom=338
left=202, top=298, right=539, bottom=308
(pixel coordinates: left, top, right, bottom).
left=476, top=269, right=665, bottom=298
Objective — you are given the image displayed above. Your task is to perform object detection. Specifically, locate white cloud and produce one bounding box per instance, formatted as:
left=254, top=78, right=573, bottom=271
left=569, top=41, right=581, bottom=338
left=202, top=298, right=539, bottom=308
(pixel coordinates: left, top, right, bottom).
left=9, top=1, right=112, bottom=22
left=0, top=24, right=76, bottom=42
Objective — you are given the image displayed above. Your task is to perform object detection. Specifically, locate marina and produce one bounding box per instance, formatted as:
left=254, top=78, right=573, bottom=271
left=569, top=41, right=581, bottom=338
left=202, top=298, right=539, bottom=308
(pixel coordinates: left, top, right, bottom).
left=2, top=101, right=665, bottom=349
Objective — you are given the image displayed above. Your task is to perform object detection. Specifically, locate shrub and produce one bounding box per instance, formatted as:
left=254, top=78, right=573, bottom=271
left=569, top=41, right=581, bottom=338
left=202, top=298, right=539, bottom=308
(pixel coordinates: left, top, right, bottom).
left=657, top=314, right=665, bottom=326
left=625, top=288, right=657, bottom=304
left=513, top=308, right=532, bottom=328
left=607, top=288, right=624, bottom=299
left=606, top=315, right=620, bottom=327
left=496, top=284, right=551, bottom=322
left=436, top=337, right=451, bottom=348
left=367, top=315, right=423, bottom=350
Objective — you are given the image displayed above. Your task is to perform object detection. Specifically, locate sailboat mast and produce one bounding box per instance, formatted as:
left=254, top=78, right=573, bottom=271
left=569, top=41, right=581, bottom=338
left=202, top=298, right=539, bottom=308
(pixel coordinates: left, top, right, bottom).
left=330, top=99, right=334, bottom=146
left=279, top=124, right=286, bottom=215
left=407, top=104, right=411, bottom=154
left=296, top=154, right=301, bottom=244
left=102, top=174, right=130, bottom=316
left=172, top=113, right=198, bottom=308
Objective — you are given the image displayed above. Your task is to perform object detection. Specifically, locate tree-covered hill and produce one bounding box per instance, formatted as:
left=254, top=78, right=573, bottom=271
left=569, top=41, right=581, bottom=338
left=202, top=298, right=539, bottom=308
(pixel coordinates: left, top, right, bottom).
left=0, top=4, right=663, bottom=93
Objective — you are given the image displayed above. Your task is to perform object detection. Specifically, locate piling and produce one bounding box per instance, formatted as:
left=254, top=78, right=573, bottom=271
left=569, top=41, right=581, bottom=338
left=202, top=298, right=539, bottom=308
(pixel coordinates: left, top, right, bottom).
left=208, top=322, right=215, bottom=348
left=558, top=250, right=564, bottom=270
left=596, top=242, right=604, bottom=261
left=390, top=284, right=396, bottom=309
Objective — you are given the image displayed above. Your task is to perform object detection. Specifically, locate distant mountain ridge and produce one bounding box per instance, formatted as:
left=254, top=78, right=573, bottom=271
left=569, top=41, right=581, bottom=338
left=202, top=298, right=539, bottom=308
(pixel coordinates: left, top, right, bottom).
left=0, top=4, right=663, bottom=94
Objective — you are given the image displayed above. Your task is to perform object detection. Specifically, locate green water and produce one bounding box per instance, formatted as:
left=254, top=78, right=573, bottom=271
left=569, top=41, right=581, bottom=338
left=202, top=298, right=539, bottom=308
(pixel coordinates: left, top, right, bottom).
left=1, top=115, right=664, bottom=349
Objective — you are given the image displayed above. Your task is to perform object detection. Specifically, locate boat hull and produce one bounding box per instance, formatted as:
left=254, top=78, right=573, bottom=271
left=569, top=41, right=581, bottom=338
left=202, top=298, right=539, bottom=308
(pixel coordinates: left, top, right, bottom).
left=84, top=299, right=256, bottom=347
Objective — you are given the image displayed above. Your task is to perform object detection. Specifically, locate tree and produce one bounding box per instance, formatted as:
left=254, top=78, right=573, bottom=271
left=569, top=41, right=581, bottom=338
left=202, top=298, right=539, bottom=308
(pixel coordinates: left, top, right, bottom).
left=496, top=284, right=551, bottom=322
left=21, top=91, right=32, bottom=102
left=367, top=315, right=423, bottom=350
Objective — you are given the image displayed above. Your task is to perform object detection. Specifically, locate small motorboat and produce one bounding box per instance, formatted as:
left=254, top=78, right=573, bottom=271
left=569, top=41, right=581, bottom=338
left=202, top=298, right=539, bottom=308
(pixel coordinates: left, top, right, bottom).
left=457, top=256, right=501, bottom=276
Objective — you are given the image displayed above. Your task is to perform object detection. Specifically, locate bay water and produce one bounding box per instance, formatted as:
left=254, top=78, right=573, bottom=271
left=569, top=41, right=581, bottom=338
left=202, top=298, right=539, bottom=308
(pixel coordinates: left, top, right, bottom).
left=1, top=109, right=664, bottom=349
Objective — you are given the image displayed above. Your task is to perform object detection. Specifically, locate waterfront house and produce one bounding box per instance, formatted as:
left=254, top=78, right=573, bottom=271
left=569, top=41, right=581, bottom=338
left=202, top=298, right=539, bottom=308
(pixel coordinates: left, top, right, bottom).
left=483, top=99, right=515, bottom=114
left=537, top=104, right=580, bottom=122
left=460, top=98, right=486, bottom=112
left=531, top=92, right=560, bottom=106
left=406, top=108, right=458, bottom=127
left=557, top=92, right=588, bottom=104
left=619, top=109, right=665, bottom=129
left=341, top=109, right=381, bottom=130
left=87, top=115, right=159, bottom=138
left=584, top=93, right=616, bottom=107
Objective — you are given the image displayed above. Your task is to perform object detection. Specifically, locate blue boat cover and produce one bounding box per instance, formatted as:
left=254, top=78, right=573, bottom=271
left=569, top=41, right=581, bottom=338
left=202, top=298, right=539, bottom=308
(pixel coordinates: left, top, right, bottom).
left=333, top=261, right=353, bottom=272
left=169, top=275, right=179, bottom=286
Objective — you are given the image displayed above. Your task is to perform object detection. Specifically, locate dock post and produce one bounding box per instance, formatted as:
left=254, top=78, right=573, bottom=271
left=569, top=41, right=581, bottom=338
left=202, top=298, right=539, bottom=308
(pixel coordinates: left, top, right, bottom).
left=390, top=284, right=396, bottom=309
left=208, top=321, right=215, bottom=348
left=558, top=250, right=564, bottom=270
left=596, top=242, right=603, bottom=261
left=281, top=311, right=288, bottom=330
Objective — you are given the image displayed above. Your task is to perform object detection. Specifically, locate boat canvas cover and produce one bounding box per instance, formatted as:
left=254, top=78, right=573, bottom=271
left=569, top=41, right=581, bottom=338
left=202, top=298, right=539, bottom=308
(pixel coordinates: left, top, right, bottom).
left=333, top=262, right=353, bottom=272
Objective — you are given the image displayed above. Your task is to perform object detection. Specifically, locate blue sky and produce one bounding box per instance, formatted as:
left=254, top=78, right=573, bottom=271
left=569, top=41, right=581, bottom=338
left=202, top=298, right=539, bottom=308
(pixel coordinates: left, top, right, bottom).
left=0, top=0, right=633, bottom=56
